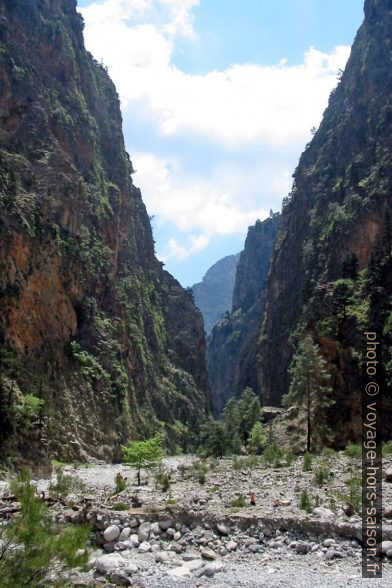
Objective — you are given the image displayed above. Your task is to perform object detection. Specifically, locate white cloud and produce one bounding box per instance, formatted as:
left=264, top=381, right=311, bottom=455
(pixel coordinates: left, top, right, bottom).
left=164, top=234, right=209, bottom=261
left=81, top=0, right=151, bottom=24
left=79, top=1, right=351, bottom=264
left=159, top=0, right=199, bottom=38
left=133, top=152, right=270, bottom=237
left=80, top=1, right=350, bottom=146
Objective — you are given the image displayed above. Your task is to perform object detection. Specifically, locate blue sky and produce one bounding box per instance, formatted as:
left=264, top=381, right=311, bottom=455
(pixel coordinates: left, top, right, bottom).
left=77, top=0, right=364, bottom=286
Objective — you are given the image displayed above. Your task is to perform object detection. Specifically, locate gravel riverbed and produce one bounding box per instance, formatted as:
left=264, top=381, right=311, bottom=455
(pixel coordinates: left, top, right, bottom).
left=34, top=453, right=392, bottom=587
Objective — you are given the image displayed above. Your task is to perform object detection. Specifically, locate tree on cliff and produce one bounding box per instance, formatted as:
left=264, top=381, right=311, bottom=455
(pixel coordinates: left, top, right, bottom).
left=283, top=335, right=333, bottom=452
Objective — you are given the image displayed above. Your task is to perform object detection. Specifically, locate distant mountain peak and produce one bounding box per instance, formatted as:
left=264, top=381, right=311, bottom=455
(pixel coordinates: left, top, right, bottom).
left=191, top=253, right=240, bottom=334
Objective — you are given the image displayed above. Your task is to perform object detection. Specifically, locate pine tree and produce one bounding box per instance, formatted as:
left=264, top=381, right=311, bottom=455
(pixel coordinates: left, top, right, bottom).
left=200, top=417, right=227, bottom=458
left=247, top=421, right=267, bottom=454
left=283, top=335, right=333, bottom=452
left=0, top=472, right=89, bottom=587
left=237, top=387, right=262, bottom=443
left=222, top=397, right=242, bottom=453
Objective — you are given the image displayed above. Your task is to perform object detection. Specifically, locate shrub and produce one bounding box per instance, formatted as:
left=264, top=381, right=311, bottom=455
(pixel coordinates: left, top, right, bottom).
left=155, top=465, right=171, bottom=492
left=196, top=462, right=208, bottom=484
left=13, top=394, right=44, bottom=427
left=321, top=447, right=337, bottom=459
left=299, top=489, right=312, bottom=513
left=382, top=441, right=392, bottom=457
left=344, top=443, right=362, bottom=459
left=284, top=450, right=295, bottom=466
left=303, top=452, right=312, bottom=472
left=230, top=496, right=246, bottom=508
left=48, top=467, right=84, bottom=500
left=112, top=501, right=129, bottom=511
left=233, top=455, right=261, bottom=471
left=332, top=472, right=362, bottom=514
left=0, top=472, right=89, bottom=587
left=314, top=465, right=329, bottom=487
left=113, top=472, right=127, bottom=495
left=263, top=442, right=283, bottom=466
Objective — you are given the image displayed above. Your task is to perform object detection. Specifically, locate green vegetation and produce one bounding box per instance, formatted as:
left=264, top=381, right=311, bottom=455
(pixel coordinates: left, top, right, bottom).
left=314, top=465, right=329, bottom=487
left=154, top=465, right=171, bottom=492
left=112, top=501, right=129, bottom=511
left=262, top=442, right=284, bottom=467
left=0, top=472, right=89, bottom=587
left=333, top=473, right=362, bottom=514
left=283, top=335, right=334, bottom=452
left=13, top=394, right=45, bottom=426
left=165, top=498, right=176, bottom=505
left=382, top=441, right=392, bottom=457
left=230, top=496, right=246, bottom=508
left=299, top=489, right=313, bottom=513
left=247, top=421, right=267, bottom=454
left=122, top=435, right=164, bottom=485
left=48, top=467, right=85, bottom=500
left=113, top=472, right=128, bottom=495
left=303, top=451, right=313, bottom=472
left=199, top=387, right=262, bottom=457
left=195, top=461, right=208, bottom=484
left=233, top=455, right=261, bottom=471
left=344, top=443, right=362, bottom=459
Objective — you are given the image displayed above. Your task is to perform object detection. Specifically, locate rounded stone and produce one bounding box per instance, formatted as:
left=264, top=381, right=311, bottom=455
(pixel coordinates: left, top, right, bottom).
left=103, top=525, right=121, bottom=542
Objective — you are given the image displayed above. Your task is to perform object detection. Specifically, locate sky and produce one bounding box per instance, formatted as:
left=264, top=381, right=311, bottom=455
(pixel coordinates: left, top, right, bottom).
left=77, top=0, right=364, bottom=286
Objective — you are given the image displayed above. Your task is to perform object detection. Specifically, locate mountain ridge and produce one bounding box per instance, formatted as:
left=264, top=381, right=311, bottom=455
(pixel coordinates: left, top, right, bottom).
left=191, top=253, right=240, bottom=334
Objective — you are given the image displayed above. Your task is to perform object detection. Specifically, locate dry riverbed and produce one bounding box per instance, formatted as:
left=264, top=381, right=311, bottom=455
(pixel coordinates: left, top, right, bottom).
left=2, top=453, right=392, bottom=587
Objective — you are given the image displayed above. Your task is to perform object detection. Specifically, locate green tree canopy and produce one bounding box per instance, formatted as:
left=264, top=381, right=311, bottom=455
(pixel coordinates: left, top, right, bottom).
left=199, top=417, right=227, bottom=458
left=237, top=387, right=262, bottom=443
left=283, top=335, right=333, bottom=452
left=0, top=472, right=89, bottom=587
left=122, top=435, right=164, bottom=485
left=247, top=421, right=267, bottom=454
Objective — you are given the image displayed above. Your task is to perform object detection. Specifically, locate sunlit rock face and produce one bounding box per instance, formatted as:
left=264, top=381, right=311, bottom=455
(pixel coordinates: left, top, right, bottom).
left=0, top=0, right=210, bottom=463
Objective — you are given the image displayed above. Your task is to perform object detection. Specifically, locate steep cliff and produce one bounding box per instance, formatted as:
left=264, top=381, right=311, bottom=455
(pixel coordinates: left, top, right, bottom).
left=191, top=253, right=240, bottom=335
left=259, top=0, right=392, bottom=442
left=207, top=214, right=280, bottom=415
left=0, top=0, right=210, bottom=464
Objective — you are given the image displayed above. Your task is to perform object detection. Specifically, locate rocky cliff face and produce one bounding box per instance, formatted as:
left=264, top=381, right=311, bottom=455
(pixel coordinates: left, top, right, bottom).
left=0, top=0, right=210, bottom=464
left=259, top=0, right=392, bottom=442
left=207, top=214, right=280, bottom=415
left=191, top=253, right=240, bottom=335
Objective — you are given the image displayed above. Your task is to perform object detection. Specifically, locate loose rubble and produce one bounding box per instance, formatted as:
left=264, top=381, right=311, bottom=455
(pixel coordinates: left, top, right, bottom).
left=2, top=454, right=392, bottom=586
